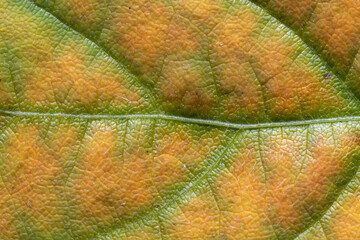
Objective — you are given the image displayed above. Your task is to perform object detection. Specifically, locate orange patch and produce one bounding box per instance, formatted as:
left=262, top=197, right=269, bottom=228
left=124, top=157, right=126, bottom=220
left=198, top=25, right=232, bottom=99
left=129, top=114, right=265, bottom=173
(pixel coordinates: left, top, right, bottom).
left=160, top=61, right=212, bottom=113
left=2, top=125, right=65, bottom=230
left=25, top=44, right=85, bottom=104
left=66, top=0, right=99, bottom=23
left=256, top=34, right=341, bottom=116
left=179, top=0, right=221, bottom=26
left=75, top=128, right=153, bottom=220
left=166, top=19, right=200, bottom=57
left=269, top=0, right=316, bottom=27
left=264, top=130, right=360, bottom=235
left=113, top=0, right=199, bottom=78
left=25, top=43, right=140, bottom=106
left=308, top=0, right=360, bottom=71
left=221, top=59, right=262, bottom=116
left=213, top=8, right=258, bottom=58
left=217, top=147, right=270, bottom=239
left=299, top=132, right=360, bottom=206
left=114, top=0, right=169, bottom=75
left=152, top=154, right=184, bottom=189
left=168, top=194, right=219, bottom=239
left=76, top=60, right=141, bottom=107
left=213, top=9, right=262, bottom=116
left=265, top=136, right=304, bottom=232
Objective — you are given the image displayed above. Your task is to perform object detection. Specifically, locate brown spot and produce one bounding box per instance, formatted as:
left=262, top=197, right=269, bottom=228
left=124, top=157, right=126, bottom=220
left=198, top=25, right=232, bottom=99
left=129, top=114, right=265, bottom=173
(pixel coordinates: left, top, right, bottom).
left=220, top=59, right=262, bottom=116
left=160, top=61, right=212, bottom=113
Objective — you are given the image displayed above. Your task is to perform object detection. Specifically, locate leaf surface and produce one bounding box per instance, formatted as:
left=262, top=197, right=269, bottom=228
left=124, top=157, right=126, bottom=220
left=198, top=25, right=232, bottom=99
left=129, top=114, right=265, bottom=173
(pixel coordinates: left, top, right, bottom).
left=1, top=0, right=360, bottom=239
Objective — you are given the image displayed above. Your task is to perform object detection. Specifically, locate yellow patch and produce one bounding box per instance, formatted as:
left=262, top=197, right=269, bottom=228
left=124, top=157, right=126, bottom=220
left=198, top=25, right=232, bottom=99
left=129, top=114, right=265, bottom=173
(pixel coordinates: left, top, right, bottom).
left=25, top=43, right=84, bottom=104
left=331, top=189, right=360, bottom=239
left=217, top=147, right=270, bottom=239
left=160, top=61, right=212, bottom=113
left=151, top=129, right=221, bottom=188
left=0, top=81, right=12, bottom=104
left=25, top=43, right=140, bottom=106
left=308, top=0, right=360, bottom=70
left=168, top=194, right=219, bottom=239
left=124, top=226, right=158, bottom=240
left=0, top=181, right=16, bottom=239
left=1, top=125, right=66, bottom=230
left=152, top=154, right=184, bottom=189
left=48, top=126, right=77, bottom=159
left=75, top=127, right=153, bottom=220
left=156, top=129, right=221, bottom=170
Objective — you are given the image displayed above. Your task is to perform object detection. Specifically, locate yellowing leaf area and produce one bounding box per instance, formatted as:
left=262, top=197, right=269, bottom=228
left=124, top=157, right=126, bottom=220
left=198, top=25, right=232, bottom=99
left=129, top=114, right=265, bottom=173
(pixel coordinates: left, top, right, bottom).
left=1, top=0, right=360, bottom=239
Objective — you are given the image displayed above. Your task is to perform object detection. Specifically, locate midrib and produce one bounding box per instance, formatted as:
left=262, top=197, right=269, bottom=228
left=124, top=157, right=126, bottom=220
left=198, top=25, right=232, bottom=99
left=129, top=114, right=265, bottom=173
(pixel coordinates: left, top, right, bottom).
left=2, top=109, right=360, bottom=130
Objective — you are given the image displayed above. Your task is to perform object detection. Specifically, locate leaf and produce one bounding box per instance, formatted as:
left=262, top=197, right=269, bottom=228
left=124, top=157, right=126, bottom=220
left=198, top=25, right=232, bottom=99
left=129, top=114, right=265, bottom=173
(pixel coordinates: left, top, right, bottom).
left=0, top=0, right=360, bottom=239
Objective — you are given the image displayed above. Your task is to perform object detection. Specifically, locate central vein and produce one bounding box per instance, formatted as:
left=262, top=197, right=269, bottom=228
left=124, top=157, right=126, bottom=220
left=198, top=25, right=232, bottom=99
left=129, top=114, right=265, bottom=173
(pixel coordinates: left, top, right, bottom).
left=1, top=109, right=360, bottom=130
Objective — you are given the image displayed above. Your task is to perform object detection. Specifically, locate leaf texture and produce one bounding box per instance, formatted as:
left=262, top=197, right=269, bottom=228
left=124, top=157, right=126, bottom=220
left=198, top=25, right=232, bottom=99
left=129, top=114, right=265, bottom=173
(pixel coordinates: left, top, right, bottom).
left=1, top=0, right=360, bottom=239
